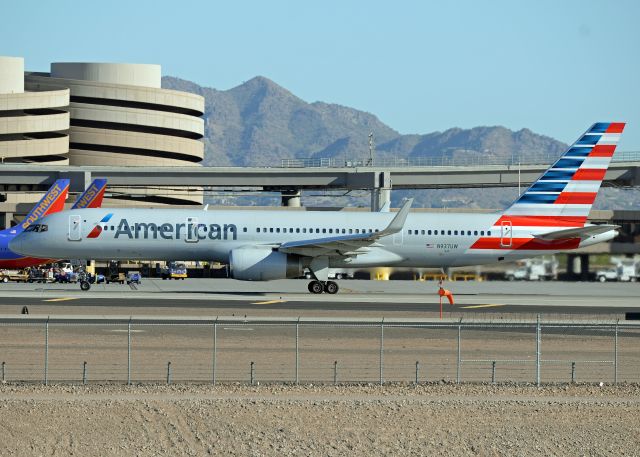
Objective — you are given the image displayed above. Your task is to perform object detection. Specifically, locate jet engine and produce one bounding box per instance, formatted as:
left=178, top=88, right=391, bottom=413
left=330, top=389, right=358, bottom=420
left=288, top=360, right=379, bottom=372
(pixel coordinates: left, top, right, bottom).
left=229, top=247, right=304, bottom=281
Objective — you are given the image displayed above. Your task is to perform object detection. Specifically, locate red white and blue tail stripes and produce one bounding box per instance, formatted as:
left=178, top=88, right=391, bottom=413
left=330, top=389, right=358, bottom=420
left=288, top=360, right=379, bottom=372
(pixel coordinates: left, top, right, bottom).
left=502, top=122, right=625, bottom=226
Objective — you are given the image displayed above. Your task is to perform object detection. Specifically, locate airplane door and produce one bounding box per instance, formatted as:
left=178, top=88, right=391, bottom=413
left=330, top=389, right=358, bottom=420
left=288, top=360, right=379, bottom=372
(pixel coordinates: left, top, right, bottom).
left=500, top=221, right=512, bottom=248
left=68, top=215, right=81, bottom=241
left=186, top=217, right=198, bottom=243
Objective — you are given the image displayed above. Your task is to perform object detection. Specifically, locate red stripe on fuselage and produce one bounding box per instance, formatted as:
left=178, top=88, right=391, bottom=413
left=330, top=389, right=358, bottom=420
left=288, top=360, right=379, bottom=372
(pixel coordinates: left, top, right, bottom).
left=572, top=169, right=606, bottom=181
left=606, top=123, right=625, bottom=134
left=554, top=192, right=597, bottom=205
left=0, top=257, right=55, bottom=269
left=494, top=216, right=586, bottom=227
left=470, top=237, right=580, bottom=250
left=588, top=145, right=616, bottom=157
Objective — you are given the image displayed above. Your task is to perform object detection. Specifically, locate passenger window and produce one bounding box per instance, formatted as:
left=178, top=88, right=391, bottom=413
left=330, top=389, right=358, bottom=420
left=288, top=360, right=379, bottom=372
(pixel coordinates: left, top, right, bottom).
left=349, top=229, right=353, bottom=234
left=322, top=229, right=326, bottom=233
left=296, top=228, right=300, bottom=233
left=342, top=229, right=346, bottom=234
left=329, top=229, right=333, bottom=234
left=408, top=230, right=412, bottom=235
left=302, top=228, right=307, bottom=233
left=111, top=226, right=115, bottom=231
left=421, top=230, right=425, bottom=235
left=256, top=228, right=260, bottom=233
left=447, top=230, right=451, bottom=235
left=480, top=231, right=484, bottom=236
left=454, top=230, right=458, bottom=235
left=355, top=229, right=360, bottom=233
left=276, top=228, right=280, bottom=233
left=243, top=227, right=247, bottom=233
left=427, top=230, right=432, bottom=235
left=316, top=229, right=320, bottom=233
left=467, top=230, right=471, bottom=235
left=488, top=231, right=492, bottom=236
left=474, top=230, right=478, bottom=236
left=270, top=228, right=274, bottom=233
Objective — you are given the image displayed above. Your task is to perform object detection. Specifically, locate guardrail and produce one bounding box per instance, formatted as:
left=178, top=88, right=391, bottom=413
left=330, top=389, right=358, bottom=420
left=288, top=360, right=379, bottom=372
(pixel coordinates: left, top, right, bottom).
left=280, top=151, right=640, bottom=168
left=1, top=315, right=638, bottom=385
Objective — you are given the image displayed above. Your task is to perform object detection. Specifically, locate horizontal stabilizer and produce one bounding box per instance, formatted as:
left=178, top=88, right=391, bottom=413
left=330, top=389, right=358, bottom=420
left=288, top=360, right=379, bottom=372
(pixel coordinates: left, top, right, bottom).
left=534, top=224, right=619, bottom=241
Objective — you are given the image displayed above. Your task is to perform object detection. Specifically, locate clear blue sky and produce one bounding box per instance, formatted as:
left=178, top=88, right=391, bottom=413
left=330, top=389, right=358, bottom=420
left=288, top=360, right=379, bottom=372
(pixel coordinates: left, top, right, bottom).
left=2, top=0, right=639, bottom=148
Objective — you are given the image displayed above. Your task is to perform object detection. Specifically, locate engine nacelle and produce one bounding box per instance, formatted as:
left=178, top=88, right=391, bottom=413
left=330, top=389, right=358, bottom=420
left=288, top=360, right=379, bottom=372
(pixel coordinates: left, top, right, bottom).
left=229, top=247, right=303, bottom=281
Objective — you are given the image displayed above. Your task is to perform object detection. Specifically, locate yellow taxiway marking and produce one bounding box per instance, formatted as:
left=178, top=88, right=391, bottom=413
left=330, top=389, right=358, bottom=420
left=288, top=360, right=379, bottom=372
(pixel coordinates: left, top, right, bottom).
left=460, top=304, right=506, bottom=309
left=251, top=299, right=286, bottom=305
left=42, top=297, right=78, bottom=302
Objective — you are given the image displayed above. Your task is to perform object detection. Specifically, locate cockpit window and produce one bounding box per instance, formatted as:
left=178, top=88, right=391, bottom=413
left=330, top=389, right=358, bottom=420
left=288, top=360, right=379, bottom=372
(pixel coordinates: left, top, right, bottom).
left=25, top=224, right=47, bottom=232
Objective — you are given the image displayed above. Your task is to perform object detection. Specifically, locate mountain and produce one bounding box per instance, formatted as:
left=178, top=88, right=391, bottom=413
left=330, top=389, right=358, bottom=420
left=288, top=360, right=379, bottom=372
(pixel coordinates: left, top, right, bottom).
left=162, top=76, right=638, bottom=210
left=162, top=76, right=567, bottom=168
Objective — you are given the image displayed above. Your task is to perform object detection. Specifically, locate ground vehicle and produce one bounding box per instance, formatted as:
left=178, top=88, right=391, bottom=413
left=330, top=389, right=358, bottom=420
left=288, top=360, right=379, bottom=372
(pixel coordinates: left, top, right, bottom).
left=596, top=257, right=639, bottom=282
left=27, top=269, right=48, bottom=283
left=505, top=257, right=558, bottom=281
left=0, top=270, right=29, bottom=283
left=161, top=262, right=187, bottom=280
left=105, top=260, right=125, bottom=284
left=126, top=271, right=142, bottom=285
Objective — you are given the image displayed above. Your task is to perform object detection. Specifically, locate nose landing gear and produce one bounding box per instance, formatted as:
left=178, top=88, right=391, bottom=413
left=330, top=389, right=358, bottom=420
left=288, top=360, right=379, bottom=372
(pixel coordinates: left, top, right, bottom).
left=307, top=280, right=339, bottom=294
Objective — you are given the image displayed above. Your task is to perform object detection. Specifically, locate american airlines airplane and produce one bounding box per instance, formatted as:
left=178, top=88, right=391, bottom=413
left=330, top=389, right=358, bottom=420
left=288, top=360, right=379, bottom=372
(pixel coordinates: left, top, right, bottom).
left=10, top=123, right=625, bottom=294
left=0, top=178, right=107, bottom=268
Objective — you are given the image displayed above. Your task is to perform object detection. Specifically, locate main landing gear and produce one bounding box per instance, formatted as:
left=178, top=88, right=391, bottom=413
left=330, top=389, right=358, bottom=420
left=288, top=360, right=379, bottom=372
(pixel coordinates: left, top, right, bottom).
left=307, top=280, right=339, bottom=294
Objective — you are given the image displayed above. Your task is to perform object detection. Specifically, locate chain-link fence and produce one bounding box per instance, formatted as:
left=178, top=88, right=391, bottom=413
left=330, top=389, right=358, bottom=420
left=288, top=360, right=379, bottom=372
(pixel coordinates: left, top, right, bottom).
left=1, top=316, right=638, bottom=385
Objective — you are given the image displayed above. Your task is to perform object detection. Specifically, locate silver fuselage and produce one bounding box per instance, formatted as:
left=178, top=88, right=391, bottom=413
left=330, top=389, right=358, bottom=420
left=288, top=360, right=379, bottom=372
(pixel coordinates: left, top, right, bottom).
left=10, top=208, right=613, bottom=268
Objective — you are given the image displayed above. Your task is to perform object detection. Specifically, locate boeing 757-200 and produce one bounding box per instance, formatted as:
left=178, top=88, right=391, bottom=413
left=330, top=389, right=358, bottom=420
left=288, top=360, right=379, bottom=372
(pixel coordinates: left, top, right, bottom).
left=10, top=123, right=625, bottom=294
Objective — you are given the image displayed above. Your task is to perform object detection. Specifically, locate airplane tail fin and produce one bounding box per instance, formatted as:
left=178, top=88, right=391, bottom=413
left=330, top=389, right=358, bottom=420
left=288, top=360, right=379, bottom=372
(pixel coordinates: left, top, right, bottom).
left=501, top=122, right=625, bottom=227
left=1, top=179, right=70, bottom=235
left=71, top=178, right=107, bottom=209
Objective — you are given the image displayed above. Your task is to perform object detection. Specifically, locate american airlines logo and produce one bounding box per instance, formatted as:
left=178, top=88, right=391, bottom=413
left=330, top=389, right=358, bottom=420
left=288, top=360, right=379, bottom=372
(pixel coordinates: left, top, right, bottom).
left=87, top=213, right=113, bottom=238
left=90, top=216, right=238, bottom=240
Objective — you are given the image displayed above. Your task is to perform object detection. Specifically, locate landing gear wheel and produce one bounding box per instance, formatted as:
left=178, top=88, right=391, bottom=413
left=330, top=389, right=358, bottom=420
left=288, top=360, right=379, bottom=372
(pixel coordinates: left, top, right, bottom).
left=308, top=280, right=324, bottom=294
left=80, top=281, right=91, bottom=291
left=324, top=281, right=339, bottom=294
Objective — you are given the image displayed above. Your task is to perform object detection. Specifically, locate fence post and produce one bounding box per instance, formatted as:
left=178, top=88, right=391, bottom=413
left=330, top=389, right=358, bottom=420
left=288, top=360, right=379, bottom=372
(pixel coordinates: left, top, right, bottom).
left=167, top=362, right=172, bottom=385
left=2, top=361, right=5, bottom=382
left=415, top=361, right=419, bottom=385
left=379, top=318, right=384, bottom=385
left=536, top=314, right=541, bottom=387
left=456, top=319, right=462, bottom=384
left=295, top=317, right=299, bottom=385
left=571, top=362, right=576, bottom=383
left=82, top=361, right=87, bottom=385
left=333, top=361, right=338, bottom=385
left=614, top=320, right=618, bottom=385
left=212, top=318, right=218, bottom=386
left=44, top=317, right=49, bottom=386
left=491, top=361, right=496, bottom=384
left=127, top=318, right=131, bottom=386
left=250, top=361, right=255, bottom=385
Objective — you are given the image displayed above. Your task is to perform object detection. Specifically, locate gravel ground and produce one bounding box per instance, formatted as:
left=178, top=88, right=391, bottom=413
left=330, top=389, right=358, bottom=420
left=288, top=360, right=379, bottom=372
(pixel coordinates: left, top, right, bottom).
left=1, top=383, right=639, bottom=456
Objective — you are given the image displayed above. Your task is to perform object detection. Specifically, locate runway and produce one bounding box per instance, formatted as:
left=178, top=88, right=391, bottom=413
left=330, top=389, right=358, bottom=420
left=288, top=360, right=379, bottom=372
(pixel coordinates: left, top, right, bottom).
left=0, top=278, right=638, bottom=318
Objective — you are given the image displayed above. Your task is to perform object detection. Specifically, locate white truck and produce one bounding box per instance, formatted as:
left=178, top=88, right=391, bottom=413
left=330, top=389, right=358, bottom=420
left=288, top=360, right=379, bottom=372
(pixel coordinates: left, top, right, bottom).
left=596, top=257, right=639, bottom=282
left=505, top=257, right=558, bottom=281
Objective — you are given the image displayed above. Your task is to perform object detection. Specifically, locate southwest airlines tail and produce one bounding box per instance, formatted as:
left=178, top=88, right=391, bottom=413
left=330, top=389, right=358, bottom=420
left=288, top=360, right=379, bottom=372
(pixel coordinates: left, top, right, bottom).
left=500, top=122, right=625, bottom=227
left=71, top=178, right=107, bottom=209
left=0, top=179, right=70, bottom=236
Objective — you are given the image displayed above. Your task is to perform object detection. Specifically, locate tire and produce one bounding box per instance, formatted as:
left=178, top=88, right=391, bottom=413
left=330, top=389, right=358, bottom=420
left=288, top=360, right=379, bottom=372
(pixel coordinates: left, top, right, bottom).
left=598, top=276, right=606, bottom=283
left=324, top=281, right=339, bottom=294
left=80, top=281, right=90, bottom=291
left=308, top=281, right=324, bottom=294
left=2, top=277, right=8, bottom=283
left=506, top=275, right=515, bottom=282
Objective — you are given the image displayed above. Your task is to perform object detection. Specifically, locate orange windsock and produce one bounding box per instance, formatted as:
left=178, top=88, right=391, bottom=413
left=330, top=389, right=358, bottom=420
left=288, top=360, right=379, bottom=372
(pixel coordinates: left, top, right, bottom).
left=438, top=287, right=454, bottom=305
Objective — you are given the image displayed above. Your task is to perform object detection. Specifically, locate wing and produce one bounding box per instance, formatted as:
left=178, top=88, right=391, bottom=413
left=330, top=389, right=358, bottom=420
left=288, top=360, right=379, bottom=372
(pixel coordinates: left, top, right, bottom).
left=534, top=224, right=619, bottom=241
left=277, top=198, right=413, bottom=257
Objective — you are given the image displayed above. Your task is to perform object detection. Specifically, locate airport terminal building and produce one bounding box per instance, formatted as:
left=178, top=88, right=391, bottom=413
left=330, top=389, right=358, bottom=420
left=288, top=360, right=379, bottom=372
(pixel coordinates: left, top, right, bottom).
left=0, top=56, right=205, bottom=228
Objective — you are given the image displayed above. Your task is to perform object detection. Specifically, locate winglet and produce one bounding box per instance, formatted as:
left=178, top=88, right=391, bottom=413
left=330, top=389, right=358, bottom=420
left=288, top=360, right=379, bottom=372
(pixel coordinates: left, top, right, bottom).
left=71, top=179, right=107, bottom=209
left=379, top=198, right=413, bottom=236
